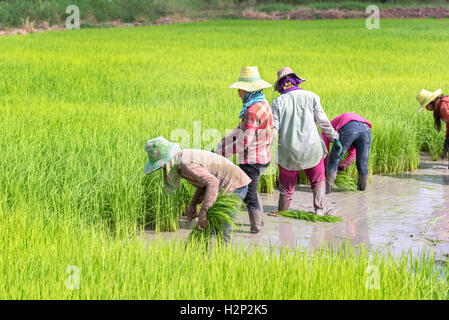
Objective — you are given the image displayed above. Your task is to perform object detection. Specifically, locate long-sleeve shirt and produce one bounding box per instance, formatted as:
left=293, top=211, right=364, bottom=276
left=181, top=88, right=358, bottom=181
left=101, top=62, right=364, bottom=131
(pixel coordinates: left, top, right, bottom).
left=271, top=89, right=339, bottom=171
left=439, top=96, right=449, bottom=138
left=176, top=149, right=251, bottom=220
left=321, top=113, right=372, bottom=170
left=215, top=101, right=273, bottom=164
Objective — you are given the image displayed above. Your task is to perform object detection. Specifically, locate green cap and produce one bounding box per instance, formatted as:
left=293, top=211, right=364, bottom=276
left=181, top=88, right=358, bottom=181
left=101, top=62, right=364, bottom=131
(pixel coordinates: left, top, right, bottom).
left=144, top=136, right=180, bottom=175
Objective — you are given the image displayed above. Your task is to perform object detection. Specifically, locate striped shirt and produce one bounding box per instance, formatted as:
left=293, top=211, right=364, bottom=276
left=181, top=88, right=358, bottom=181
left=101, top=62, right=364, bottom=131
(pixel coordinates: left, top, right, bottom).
left=216, top=101, right=274, bottom=164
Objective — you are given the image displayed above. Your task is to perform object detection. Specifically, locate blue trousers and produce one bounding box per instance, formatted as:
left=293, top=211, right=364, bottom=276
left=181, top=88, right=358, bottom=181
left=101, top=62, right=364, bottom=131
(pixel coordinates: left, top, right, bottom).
left=327, top=121, right=371, bottom=180
left=223, top=185, right=248, bottom=244
left=239, top=163, right=269, bottom=211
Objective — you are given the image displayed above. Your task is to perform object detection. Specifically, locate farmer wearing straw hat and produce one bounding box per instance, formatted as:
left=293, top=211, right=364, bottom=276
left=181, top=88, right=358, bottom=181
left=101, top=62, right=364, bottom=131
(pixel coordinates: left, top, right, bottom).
left=270, top=67, right=342, bottom=216
left=416, top=89, right=449, bottom=160
left=215, top=66, right=273, bottom=233
left=144, top=136, right=251, bottom=243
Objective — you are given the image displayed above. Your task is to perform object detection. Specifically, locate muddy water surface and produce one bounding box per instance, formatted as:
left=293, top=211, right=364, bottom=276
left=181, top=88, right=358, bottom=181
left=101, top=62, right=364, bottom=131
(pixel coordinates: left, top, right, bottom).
left=146, top=156, right=449, bottom=260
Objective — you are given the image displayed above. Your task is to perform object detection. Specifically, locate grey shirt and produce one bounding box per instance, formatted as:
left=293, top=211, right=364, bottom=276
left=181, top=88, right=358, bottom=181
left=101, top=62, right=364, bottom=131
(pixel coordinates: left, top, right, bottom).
left=271, top=90, right=339, bottom=171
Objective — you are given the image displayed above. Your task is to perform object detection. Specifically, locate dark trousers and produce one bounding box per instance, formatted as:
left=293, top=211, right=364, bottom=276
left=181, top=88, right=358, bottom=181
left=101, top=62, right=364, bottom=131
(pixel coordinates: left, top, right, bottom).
left=239, top=163, right=269, bottom=211
left=327, top=121, right=371, bottom=179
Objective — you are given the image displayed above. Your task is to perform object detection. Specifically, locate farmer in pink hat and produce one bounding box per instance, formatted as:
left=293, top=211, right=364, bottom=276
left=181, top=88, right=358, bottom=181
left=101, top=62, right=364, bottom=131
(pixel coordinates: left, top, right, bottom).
left=270, top=67, right=342, bottom=216
left=144, top=136, right=251, bottom=243
left=322, top=113, right=372, bottom=193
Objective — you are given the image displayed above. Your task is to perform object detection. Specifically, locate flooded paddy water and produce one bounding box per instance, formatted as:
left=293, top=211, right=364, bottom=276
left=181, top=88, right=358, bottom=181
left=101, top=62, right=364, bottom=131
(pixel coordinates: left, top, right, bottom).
left=145, top=156, right=449, bottom=262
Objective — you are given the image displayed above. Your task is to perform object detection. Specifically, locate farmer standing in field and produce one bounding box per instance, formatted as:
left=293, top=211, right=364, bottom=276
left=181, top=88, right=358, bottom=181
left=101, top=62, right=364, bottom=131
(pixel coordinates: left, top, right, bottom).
left=323, top=113, right=372, bottom=193
left=270, top=67, right=342, bottom=216
left=416, top=89, right=449, bottom=160
left=215, top=66, right=273, bottom=233
left=144, top=136, right=251, bottom=243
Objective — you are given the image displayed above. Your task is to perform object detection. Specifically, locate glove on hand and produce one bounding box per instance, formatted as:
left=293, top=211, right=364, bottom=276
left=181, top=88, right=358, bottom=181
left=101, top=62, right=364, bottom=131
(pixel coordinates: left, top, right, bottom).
left=334, top=139, right=343, bottom=157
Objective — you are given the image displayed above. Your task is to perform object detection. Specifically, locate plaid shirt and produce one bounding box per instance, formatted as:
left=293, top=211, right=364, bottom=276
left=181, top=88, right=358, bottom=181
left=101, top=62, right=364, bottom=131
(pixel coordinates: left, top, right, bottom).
left=216, top=101, right=274, bottom=164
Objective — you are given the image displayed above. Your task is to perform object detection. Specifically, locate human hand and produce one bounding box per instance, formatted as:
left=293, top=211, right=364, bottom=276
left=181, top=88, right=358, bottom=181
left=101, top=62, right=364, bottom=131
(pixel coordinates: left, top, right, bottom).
left=197, top=210, right=209, bottom=230
left=186, top=205, right=198, bottom=221
left=197, top=218, right=209, bottom=231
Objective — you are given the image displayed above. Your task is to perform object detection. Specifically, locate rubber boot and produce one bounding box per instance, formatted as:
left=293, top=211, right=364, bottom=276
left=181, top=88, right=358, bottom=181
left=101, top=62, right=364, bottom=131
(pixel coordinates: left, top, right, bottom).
left=257, top=194, right=265, bottom=228
left=312, top=183, right=327, bottom=216
left=326, top=170, right=337, bottom=194
left=358, top=175, right=368, bottom=191
left=248, top=208, right=263, bottom=233
left=278, top=195, right=291, bottom=212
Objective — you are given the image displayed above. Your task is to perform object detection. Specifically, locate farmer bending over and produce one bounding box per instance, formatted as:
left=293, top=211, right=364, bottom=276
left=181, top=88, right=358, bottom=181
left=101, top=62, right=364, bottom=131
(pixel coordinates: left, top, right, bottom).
left=323, top=113, right=372, bottom=193
left=144, top=136, right=251, bottom=243
left=270, top=67, right=342, bottom=216
left=416, top=89, right=449, bottom=161
left=215, top=66, right=273, bottom=233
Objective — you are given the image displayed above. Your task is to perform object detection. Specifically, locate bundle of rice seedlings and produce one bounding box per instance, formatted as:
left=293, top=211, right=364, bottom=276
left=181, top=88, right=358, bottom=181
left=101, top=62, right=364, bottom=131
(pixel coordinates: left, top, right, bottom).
left=334, top=173, right=358, bottom=192
left=186, top=192, right=243, bottom=246
left=277, top=210, right=343, bottom=223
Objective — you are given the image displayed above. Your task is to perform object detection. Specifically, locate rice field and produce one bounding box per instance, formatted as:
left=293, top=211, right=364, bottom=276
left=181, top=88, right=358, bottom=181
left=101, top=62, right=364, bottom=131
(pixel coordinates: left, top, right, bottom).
left=1, top=19, right=448, bottom=299
left=1, top=201, right=447, bottom=299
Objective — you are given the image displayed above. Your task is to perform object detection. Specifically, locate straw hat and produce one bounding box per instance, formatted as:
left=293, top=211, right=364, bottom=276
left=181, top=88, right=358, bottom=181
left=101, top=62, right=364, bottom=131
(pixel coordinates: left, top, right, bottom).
left=274, top=67, right=306, bottom=91
left=228, top=66, right=272, bottom=92
left=416, top=88, right=442, bottom=113
left=144, top=136, right=180, bottom=175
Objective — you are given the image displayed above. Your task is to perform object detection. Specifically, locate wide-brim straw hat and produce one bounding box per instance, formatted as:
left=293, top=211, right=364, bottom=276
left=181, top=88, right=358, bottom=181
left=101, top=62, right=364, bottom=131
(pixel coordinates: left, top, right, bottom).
left=274, top=67, right=306, bottom=91
left=228, top=66, right=272, bottom=92
left=144, top=136, right=180, bottom=175
left=416, top=88, right=442, bottom=113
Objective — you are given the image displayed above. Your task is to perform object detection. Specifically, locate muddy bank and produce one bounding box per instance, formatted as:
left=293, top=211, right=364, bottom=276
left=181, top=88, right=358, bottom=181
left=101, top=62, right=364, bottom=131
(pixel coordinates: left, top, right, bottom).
left=0, top=16, right=207, bottom=37
left=243, top=7, right=449, bottom=20
left=146, top=155, right=449, bottom=261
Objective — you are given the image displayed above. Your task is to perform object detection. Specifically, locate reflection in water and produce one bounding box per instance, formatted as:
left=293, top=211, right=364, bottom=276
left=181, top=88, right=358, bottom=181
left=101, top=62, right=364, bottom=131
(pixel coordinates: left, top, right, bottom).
left=278, top=223, right=295, bottom=248
left=258, top=156, right=449, bottom=259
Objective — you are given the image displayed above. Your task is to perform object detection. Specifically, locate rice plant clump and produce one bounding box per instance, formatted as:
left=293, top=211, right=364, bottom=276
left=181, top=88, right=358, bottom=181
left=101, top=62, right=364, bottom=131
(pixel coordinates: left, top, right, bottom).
left=335, top=173, right=359, bottom=192
left=186, top=193, right=243, bottom=246
left=278, top=210, right=344, bottom=223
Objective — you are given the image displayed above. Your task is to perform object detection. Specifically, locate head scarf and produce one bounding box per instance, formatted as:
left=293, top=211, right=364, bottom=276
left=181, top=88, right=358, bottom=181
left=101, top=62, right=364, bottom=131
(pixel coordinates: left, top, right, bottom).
left=239, top=90, right=267, bottom=119
left=162, top=157, right=180, bottom=194
left=276, top=76, right=305, bottom=94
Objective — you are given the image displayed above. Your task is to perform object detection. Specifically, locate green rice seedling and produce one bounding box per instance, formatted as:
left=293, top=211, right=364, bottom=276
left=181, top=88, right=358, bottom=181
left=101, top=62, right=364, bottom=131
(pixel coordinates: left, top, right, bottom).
left=142, top=174, right=192, bottom=232
left=277, top=210, right=344, bottom=223
left=1, top=19, right=449, bottom=298
left=1, top=200, right=447, bottom=299
left=1, top=19, right=448, bottom=233
left=335, top=172, right=358, bottom=191
left=258, top=172, right=276, bottom=194
left=186, top=192, right=243, bottom=246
